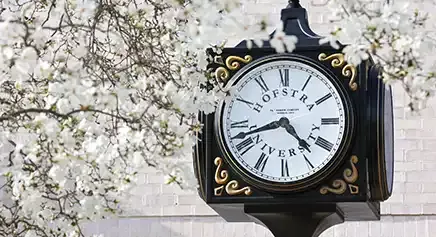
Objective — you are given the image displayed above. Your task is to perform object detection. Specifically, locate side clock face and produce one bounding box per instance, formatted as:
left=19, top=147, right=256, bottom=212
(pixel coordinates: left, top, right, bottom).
left=216, top=54, right=353, bottom=191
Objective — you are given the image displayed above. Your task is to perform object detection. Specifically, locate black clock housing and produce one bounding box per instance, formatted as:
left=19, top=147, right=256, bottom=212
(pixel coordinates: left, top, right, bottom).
left=192, top=3, right=394, bottom=237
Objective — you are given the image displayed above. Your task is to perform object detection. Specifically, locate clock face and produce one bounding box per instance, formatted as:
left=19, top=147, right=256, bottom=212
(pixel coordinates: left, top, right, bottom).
left=217, top=55, right=351, bottom=189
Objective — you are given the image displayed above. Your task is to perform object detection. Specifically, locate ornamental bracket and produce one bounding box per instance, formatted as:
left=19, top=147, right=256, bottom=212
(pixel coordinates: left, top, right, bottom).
left=214, top=157, right=252, bottom=196
left=212, top=55, right=253, bottom=83
left=318, top=53, right=358, bottom=91
left=320, top=155, right=359, bottom=195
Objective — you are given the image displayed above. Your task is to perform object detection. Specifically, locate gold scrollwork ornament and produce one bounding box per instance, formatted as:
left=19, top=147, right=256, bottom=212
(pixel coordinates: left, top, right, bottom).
left=214, top=67, right=229, bottom=82
left=225, top=55, right=253, bottom=70
left=226, top=180, right=252, bottom=196
left=343, top=155, right=358, bottom=183
left=342, top=64, right=358, bottom=91
left=318, top=53, right=358, bottom=91
left=318, top=53, right=345, bottom=67
left=212, top=55, right=252, bottom=83
left=213, top=157, right=252, bottom=196
left=214, top=157, right=229, bottom=185
left=320, top=179, right=347, bottom=195
left=320, top=155, right=359, bottom=195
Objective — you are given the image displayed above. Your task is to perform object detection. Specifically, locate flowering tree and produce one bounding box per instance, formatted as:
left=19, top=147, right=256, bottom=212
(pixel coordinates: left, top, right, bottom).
left=0, top=0, right=299, bottom=236
left=0, top=0, right=433, bottom=236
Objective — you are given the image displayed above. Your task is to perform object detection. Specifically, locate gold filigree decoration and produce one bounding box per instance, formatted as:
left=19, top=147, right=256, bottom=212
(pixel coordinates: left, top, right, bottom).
left=212, top=55, right=252, bottom=83
left=318, top=53, right=345, bottom=67
left=348, top=184, right=359, bottom=194
left=214, top=67, right=229, bottom=82
left=214, top=157, right=229, bottom=185
left=318, top=53, right=358, bottom=91
left=214, top=186, right=224, bottom=196
left=320, top=180, right=347, bottom=195
left=343, top=155, right=358, bottom=183
left=342, top=64, right=358, bottom=91
left=226, top=180, right=253, bottom=195
left=320, top=155, right=359, bottom=195
left=225, top=55, right=253, bottom=70
left=214, top=157, right=252, bottom=196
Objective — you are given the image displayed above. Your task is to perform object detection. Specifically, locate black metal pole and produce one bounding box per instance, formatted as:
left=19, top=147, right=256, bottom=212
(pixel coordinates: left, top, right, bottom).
left=246, top=212, right=343, bottom=237
left=288, top=0, right=302, bottom=8
left=244, top=204, right=344, bottom=237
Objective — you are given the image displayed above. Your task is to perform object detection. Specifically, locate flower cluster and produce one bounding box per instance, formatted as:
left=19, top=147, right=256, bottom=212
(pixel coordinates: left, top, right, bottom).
left=0, top=0, right=296, bottom=236
left=321, top=0, right=436, bottom=110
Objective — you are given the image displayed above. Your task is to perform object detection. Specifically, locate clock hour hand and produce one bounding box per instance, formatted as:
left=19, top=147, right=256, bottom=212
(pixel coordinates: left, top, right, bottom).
left=231, top=120, right=280, bottom=139
left=280, top=118, right=311, bottom=153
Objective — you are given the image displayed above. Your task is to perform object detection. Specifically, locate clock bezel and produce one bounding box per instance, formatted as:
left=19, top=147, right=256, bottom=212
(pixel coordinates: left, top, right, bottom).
left=214, top=53, right=355, bottom=192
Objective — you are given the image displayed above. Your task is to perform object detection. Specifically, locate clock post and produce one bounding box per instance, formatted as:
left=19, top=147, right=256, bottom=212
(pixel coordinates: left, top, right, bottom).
left=192, top=1, right=394, bottom=237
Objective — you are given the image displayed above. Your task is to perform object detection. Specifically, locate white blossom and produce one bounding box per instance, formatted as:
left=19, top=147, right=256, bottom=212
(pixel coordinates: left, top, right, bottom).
left=322, top=0, right=436, bottom=110
left=270, top=23, right=298, bottom=53
left=0, top=0, right=292, bottom=236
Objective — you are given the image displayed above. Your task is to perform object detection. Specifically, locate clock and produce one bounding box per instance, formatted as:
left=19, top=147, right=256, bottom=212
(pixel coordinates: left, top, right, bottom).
left=215, top=54, right=355, bottom=192
left=193, top=3, right=391, bottom=233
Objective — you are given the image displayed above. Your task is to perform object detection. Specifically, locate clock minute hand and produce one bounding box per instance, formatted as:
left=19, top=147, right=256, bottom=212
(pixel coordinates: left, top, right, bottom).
left=231, top=120, right=280, bottom=139
left=281, top=119, right=311, bottom=153
left=284, top=125, right=311, bottom=153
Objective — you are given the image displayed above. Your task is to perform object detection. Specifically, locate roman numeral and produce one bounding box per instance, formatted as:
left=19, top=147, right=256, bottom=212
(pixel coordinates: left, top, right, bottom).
left=236, top=96, right=263, bottom=113
left=315, top=137, right=333, bottom=151
left=303, top=154, right=314, bottom=169
left=236, top=137, right=255, bottom=155
left=236, top=97, right=254, bottom=108
left=321, top=118, right=339, bottom=125
left=301, top=75, right=312, bottom=91
left=311, top=124, right=320, bottom=131
left=279, top=69, right=290, bottom=87
left=315, top=93, right=332, bottom=105
left=254, top=153, right=269, bottom=172
left=253, top=134, right=262, bottom=144
left=254, top=75, right=269, bottom=93
left=231, top=120, right=249, bottom=128
left=281, top=159, right=290, bottom=177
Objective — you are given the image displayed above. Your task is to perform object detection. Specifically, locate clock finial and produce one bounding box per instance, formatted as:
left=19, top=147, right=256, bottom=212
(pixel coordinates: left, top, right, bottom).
left=288, top=0, right=302, bottom=8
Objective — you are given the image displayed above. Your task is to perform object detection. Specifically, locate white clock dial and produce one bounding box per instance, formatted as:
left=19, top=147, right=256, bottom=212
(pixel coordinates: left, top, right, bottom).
left=219, top=58, right=346, bottom=183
